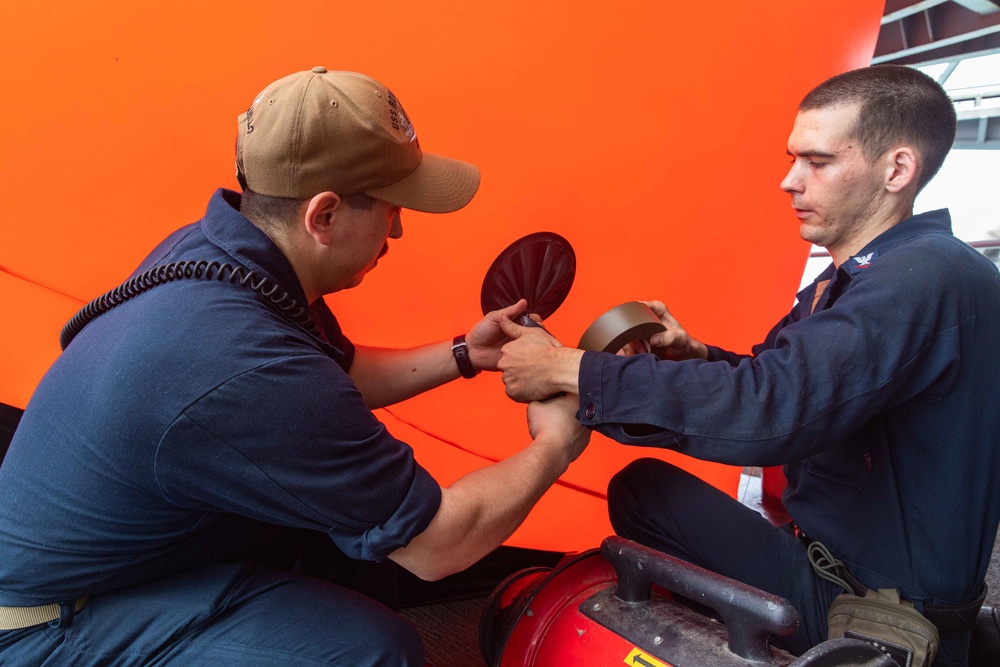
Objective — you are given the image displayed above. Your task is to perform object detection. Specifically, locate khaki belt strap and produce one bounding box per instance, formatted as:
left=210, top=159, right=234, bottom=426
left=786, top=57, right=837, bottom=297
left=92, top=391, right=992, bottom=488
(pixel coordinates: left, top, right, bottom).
left=791, top=522, right=987, bottom=637
left=0, top=597, right=88, bottom=630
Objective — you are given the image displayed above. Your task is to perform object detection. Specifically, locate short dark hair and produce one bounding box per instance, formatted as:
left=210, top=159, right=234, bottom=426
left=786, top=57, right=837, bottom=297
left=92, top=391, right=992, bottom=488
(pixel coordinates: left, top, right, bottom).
left=800, top=65, right=956, bottom=191
left=240, top=190, right=378, bottom=234
left=340, top=192, right=377, bottom=211
left=240, top=190, right=306, bottom=229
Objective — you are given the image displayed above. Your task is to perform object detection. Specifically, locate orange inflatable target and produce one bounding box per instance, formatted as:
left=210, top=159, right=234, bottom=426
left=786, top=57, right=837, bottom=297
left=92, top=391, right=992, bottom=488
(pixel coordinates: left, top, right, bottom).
left=0, top=1, right=884, bottom=551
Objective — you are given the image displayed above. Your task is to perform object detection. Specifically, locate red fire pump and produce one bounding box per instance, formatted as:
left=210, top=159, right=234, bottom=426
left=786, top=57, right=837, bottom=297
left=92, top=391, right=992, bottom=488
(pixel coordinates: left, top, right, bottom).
left=479, top=536, right=895, bottom=667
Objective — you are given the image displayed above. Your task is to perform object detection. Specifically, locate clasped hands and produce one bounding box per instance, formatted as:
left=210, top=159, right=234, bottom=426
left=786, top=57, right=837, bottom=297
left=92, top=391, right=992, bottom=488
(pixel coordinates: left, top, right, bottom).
left=495, top=299, right=705, bottom=403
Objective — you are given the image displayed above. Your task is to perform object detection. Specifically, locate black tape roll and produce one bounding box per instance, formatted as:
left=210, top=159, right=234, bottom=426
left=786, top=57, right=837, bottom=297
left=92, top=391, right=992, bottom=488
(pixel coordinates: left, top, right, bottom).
left=578, top=302, right=666, bottom=357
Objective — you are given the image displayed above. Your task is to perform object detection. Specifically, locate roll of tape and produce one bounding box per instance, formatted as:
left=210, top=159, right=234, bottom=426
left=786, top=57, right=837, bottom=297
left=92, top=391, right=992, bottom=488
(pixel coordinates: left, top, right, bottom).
left=578, top=302, right=666, bottom=355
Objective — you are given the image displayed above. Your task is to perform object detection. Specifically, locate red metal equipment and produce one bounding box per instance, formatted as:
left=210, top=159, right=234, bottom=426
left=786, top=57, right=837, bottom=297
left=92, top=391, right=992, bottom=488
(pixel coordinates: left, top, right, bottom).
left=480, top=536, right=894, bottom=667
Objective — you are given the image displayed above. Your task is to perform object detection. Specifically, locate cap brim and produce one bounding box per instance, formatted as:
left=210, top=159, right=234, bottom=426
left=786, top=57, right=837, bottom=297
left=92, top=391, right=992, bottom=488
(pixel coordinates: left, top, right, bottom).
left=365, top=152, right=481, bottom=213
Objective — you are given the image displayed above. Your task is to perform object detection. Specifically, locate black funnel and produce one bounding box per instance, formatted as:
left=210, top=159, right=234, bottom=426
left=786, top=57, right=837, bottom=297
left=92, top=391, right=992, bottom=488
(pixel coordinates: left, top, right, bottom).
left=480, top=232, right=576, bottom=326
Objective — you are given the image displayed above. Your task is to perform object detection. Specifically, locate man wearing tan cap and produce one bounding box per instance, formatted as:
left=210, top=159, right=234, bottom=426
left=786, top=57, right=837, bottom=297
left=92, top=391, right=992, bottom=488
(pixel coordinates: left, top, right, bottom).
left=0, top=67, right=588, bottom=665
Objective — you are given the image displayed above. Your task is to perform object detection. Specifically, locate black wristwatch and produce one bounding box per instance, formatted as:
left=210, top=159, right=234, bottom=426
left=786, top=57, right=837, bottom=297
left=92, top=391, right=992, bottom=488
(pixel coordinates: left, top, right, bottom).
left=451, top=334, right=478, bottom=379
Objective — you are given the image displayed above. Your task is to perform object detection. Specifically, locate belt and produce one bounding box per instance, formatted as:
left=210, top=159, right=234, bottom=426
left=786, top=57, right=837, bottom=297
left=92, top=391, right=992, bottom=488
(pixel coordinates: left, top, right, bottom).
left=0, top=597, right=88, bottom=630
left=790, top=521, right=986, bottom=636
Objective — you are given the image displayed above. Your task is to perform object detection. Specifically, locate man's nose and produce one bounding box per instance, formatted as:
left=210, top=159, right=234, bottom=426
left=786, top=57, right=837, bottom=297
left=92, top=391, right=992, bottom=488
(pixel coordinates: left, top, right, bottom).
left=390, top=211, right=403, bottom=239
left=780, top=164, right=801, bottom=193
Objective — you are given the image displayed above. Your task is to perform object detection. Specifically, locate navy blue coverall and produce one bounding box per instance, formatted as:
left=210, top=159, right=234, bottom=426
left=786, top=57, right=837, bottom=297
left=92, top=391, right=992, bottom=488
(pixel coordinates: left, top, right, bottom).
left=0, top=190, right=440, bottom=665
left=589, top=210, right=1000, bottom=665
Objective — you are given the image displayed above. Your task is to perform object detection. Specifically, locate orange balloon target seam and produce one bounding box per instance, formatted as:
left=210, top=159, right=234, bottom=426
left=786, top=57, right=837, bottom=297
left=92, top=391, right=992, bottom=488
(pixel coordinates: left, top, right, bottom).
left=0, top=0, right=886, bottom=551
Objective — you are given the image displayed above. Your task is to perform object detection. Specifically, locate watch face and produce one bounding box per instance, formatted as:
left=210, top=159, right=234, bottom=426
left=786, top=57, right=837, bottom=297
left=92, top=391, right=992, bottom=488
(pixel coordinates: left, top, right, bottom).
left=480, top=232, right=576, bottom=320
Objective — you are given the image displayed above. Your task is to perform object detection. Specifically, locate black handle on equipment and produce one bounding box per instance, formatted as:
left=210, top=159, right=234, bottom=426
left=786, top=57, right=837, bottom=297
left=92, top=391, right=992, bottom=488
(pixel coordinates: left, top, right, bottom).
left=601, top=536, right=800, bottom=662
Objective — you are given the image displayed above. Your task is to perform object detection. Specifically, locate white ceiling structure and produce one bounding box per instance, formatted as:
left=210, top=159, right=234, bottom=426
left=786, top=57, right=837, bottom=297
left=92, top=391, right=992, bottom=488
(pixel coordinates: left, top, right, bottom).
left=876, top=0, right=1000, bottom=148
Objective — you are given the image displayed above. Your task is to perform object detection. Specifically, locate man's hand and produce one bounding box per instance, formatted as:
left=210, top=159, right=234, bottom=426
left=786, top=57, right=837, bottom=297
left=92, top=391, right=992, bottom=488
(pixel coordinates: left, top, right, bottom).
left=641, top=300, right=708, bottom=361
left=527, top=393, right=591, bottom=466
left=497, top=315, right=584, bottom=402
left=466, top=299, right=531, bottom=372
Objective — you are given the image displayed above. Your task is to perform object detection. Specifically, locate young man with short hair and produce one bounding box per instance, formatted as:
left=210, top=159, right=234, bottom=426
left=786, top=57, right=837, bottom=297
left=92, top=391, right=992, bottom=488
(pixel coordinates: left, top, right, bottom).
left=497, top=65, right=1000, bottom=665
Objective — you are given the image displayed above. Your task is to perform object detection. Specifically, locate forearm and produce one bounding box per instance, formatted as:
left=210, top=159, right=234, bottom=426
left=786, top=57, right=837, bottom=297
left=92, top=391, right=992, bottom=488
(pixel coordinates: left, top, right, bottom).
left=388, top=435, right=572, bottom=580
left=550, top=347, right=584, bottom=394
left=349, top=341, right=460, bottom=408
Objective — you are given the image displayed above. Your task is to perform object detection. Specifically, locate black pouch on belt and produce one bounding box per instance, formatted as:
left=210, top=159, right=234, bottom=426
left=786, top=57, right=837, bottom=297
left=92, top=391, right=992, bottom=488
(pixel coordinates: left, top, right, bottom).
left=827, top=588, right=939, bottom=667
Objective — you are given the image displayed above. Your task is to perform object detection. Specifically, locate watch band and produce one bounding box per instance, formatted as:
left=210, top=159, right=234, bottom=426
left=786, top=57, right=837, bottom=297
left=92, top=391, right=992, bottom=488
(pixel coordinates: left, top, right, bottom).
left=451, top=334, right=478, bottom=379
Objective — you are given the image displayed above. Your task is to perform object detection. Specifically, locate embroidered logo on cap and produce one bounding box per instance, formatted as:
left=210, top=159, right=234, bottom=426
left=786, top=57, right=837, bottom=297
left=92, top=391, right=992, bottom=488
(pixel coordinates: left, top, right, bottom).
left=244, top=90, right=267, bottom=134
left=386, top=90, right=418, bottom=145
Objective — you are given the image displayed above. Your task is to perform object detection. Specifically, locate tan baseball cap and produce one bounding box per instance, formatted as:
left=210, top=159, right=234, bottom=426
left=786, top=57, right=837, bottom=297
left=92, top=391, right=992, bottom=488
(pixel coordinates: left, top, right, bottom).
left=236, top=67, right=480, bottom=213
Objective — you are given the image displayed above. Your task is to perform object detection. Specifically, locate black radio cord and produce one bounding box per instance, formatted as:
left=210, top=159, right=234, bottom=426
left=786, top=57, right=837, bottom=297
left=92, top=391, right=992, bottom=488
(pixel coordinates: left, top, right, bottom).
left=60, top=260, right=318, bottom=350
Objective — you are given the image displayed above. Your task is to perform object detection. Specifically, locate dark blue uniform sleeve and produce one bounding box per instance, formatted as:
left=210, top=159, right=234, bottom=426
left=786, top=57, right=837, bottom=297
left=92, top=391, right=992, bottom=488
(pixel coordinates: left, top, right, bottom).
left=704, top=345, right=749, bottom=366
left=153, top=353, right=441, bottom=562
left=577, top=244, right=963, bottom=467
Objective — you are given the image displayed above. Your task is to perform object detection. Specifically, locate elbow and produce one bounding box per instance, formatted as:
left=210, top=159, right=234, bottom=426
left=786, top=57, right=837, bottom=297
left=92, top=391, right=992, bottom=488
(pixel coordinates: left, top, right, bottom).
left=405, top=559, right=463, bottom=582
left=412, top=566, right=449, bottom=582
left=391, top=549, right=469, bottom=582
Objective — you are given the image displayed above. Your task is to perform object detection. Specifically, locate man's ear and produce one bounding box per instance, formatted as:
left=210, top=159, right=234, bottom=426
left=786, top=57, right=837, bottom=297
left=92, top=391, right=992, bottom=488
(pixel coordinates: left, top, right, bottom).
left=884, top=146, right=920, bottom=194
left=303, top=192, right=342, bottom=245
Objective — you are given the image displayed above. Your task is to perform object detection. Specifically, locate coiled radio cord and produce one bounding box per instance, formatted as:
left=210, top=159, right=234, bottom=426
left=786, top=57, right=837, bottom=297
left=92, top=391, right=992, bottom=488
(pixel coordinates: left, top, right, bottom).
left=60, top=260, right=318, bottom=350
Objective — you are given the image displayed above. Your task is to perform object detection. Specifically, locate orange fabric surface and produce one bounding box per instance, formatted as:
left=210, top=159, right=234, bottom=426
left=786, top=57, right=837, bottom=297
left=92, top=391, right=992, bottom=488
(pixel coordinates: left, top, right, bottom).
left=0, top=1, right=883, bottom=551
left=0, top=271, right=82, bottom=409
